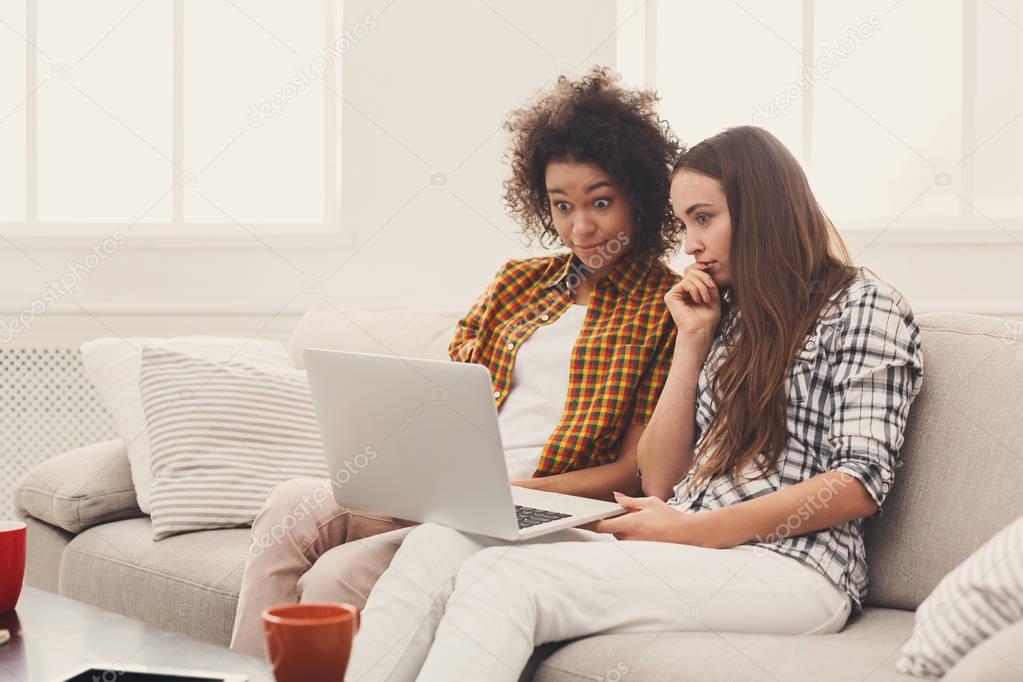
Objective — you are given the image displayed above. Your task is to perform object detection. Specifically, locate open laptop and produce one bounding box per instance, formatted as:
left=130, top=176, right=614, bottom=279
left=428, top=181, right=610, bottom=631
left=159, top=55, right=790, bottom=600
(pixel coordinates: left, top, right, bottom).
left=303, top=349, right=626, bottom=541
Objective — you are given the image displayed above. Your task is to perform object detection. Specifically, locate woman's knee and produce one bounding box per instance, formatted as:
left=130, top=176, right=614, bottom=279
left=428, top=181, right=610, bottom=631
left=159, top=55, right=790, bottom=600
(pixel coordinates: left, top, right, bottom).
left=297, top=529, right=404, bottom=605
left=253, top=478, right=332, bottom=525
left=449, top=546, right=536, bottom=617
left=394, top=523, right=488, bottom=575
left=248, top=477, right=335, bottom=556
left=298, top=552, right=348, bottom=603
left=453, top=545, right=528, bottom=595
left=400, top=522, right=465, bottom=552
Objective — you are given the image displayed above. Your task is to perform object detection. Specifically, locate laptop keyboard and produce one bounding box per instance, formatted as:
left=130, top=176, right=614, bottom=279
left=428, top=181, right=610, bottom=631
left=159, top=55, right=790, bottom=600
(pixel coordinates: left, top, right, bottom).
left=515, top=504, right=572, bottom=529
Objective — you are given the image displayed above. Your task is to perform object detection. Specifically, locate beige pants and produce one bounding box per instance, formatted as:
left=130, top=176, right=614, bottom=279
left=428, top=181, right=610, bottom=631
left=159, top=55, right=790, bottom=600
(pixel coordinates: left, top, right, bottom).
left=228, top=477, right=416, bottom=657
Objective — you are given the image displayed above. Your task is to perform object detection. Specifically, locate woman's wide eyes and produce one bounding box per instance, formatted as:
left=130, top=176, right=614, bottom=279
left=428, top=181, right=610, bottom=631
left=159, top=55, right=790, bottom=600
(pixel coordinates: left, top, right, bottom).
left=553, top=198, right=612, bottom=211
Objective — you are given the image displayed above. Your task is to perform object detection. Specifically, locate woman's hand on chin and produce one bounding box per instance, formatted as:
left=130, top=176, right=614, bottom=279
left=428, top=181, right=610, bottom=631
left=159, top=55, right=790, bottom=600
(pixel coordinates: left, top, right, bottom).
left=665, top=263, right=722, bottom=342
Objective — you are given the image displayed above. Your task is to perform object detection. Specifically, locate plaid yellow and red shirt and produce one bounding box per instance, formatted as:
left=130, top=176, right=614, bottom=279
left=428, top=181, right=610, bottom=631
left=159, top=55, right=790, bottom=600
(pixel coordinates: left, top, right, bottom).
left=450, top=252, right=680, bottom=476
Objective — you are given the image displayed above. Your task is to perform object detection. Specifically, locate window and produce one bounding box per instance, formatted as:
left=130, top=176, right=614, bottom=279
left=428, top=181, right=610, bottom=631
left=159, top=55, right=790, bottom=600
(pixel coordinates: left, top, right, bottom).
left=1, top=0, right=344, bottom=237
left=620, top=0, right=1023, bottom=240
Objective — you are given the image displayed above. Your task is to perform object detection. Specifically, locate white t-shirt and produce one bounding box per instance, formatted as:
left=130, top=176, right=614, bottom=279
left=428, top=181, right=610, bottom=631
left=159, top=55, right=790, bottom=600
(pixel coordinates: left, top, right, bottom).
left=497, top=304, right=587, bottom=480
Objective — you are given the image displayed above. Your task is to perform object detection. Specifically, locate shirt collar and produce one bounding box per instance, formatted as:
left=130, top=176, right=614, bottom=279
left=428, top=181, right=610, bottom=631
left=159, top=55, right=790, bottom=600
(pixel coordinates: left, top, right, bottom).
left=542, top=253, right=587, bottom=290
left=543, top=251, right=652, bottom=296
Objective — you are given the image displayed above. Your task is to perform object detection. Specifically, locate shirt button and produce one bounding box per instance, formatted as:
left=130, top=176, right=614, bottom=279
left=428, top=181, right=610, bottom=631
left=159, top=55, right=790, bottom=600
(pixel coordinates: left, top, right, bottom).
left=506, top=341, right=515, bottom=350
left=493, top=390, right=501, bottom=399
left=881, top=483, right=890, bottom=493
left=805, top=340, right=816, bottom=351
left=540, top=314, right=550, bottom=322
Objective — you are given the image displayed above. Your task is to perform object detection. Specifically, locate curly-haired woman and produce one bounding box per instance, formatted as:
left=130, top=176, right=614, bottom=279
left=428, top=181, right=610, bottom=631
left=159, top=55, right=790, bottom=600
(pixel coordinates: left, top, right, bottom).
left=228, top=67, right=685, bottom=656
left=342, top=126, right=924, bottom=681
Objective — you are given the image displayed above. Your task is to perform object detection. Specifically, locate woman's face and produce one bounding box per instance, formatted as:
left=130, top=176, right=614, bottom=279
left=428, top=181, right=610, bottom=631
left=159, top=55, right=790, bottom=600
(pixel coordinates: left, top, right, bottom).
left=545, top=160, right=635, bottom=275
left=670, top=170, right=733, bottom=287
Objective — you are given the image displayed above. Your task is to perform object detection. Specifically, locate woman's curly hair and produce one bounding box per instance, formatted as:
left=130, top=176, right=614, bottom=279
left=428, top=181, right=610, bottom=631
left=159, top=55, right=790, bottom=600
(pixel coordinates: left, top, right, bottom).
left=503, top=66, right=684, bottom=262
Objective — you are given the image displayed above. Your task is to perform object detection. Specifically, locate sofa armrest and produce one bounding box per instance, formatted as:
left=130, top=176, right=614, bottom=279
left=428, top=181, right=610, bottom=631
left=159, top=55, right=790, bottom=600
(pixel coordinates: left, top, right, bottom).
left=15, top=438, right=144, bottom=534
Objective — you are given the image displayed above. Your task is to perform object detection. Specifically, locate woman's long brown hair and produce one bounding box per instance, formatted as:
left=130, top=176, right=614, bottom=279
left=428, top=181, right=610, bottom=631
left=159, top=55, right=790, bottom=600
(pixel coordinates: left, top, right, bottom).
left=674, top=126, right=859, bottom=490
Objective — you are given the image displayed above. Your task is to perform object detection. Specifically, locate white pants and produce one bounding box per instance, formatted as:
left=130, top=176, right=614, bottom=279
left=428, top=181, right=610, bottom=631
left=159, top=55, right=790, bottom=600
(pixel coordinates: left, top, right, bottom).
left=346, top=522, right=852, bottom=682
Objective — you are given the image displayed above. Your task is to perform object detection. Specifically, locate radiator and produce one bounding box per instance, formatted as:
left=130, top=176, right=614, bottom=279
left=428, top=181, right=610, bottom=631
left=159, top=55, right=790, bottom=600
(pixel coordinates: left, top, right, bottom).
left=1, top=345, right=118, bottom=516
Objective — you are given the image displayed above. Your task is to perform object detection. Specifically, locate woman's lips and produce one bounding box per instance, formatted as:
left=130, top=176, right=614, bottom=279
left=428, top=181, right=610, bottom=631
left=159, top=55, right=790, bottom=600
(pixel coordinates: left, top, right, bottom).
left=575, top=241, right=609, bottom=253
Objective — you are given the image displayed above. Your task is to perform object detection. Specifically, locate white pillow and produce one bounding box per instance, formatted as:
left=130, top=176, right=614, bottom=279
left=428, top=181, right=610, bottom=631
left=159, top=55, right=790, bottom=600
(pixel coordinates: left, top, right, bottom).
left=80, top=336, right=293, bottom=513
left=139, top=346, right=328, bottom=540
left=897, top=515, right=1023, bottom=678
left=286, top=304, right=462, bottom=368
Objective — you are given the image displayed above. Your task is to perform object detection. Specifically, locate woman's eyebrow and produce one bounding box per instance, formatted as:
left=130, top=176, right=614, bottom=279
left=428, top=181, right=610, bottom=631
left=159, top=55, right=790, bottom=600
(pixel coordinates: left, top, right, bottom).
left=547, top=180, right=614, bottom=195
left=685, top=202, right=713, bottom=215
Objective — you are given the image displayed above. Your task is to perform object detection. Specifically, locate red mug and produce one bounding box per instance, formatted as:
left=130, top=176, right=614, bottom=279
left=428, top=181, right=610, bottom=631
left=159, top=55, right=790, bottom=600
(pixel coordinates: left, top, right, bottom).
left=262, top=602, right=360, bottom=682
left=0, top=521, right=26, bottom=612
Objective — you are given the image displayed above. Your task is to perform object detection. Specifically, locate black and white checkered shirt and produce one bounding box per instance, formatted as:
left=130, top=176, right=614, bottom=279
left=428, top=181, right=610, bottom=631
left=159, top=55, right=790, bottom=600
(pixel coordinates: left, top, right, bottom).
left=667, top=273, right=924, bottom=608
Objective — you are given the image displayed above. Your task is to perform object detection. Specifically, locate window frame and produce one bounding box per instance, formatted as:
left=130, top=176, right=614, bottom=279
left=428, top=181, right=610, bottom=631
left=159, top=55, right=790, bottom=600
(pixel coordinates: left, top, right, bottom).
left=615, top=0, right=1023, bottom=247
left=1, top=0, right=345, bottom=249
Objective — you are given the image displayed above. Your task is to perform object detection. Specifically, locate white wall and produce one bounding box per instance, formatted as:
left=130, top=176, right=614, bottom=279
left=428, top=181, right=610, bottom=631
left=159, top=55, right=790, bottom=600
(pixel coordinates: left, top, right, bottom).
left=335, top=0, right=618, bottom=309
left=0, top=0, right=621, bottom=343
left=1, top=0, right=1019, bottom=348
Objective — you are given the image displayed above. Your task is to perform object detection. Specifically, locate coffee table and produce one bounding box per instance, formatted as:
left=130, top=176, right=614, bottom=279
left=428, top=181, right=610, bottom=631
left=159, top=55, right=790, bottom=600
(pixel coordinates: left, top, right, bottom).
left=0, top=587, right=273, bottom=681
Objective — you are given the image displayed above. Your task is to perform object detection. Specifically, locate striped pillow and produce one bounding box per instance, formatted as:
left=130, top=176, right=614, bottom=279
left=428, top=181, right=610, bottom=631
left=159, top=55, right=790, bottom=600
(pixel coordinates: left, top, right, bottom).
left=139, top=346, right=328, bottom=540
left=897, top=515, right=1023, bottom=678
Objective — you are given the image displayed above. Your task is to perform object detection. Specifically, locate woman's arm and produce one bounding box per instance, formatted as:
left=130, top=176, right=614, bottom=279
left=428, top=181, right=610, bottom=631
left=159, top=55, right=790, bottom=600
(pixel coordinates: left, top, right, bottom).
left=511, top=424, right=645, bottom=500
left=636, top=265, right=720, bottom=500
left=449, top=262, right=508, bottom=363
left=593, top=470, right=877, bottom=545
left=599, top=281, right=924, bottom=545
left=635, top=334, right=711, bottom=499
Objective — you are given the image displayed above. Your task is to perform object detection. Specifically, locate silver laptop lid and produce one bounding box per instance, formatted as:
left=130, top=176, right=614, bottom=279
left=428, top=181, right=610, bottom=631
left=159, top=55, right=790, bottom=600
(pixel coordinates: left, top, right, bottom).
left=304, top=348, right=520, bottom=539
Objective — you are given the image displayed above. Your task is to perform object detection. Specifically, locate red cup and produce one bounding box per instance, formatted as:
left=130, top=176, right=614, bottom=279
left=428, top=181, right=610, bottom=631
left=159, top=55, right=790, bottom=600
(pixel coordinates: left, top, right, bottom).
left=0, top=521, right=26, bottom=612
left=262, top=603, right=360, bottom=682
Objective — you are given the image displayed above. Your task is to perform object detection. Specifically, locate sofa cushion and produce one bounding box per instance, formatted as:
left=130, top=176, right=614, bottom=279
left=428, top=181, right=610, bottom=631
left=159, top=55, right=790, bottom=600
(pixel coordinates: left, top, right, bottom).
left=80, top=336, right=294, bottom=514
left=943, top=617, right=1023, bottom=682
left=863, top=313, right=1023, bottom=611
left=139, top=347, right=327, bottom=540
left=897, top=514, right=1023, bottom=677
left=531, top=608, right=917, bottom=682
left=15, top=438, right=141, bottom=534
left=59, top=517, right=249, bottom=646
left=286, top=304, right=463, bottom=368
left=16, top=514, right=73, bottom=593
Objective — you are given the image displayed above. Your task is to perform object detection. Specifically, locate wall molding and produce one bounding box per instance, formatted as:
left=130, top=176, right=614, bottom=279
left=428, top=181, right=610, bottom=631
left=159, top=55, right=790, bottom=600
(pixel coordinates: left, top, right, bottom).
left=2, top=224, right=1023, bottom=251
left=2, top=300, right=1019, bottom=323
left=0, top=302, right=315, bottom=316
left=0, top=228, right=354, bottom=251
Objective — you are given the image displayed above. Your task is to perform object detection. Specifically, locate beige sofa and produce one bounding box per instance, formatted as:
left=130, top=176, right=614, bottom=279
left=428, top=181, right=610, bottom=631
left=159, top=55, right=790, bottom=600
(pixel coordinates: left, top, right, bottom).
left=15, top=307, right=1023, bottom=681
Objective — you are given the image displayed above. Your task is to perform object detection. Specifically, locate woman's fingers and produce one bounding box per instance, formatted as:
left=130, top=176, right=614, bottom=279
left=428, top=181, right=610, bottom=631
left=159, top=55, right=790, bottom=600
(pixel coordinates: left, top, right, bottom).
left=669, top=273, right=718, bottom=307
left=592, top=516, right=622, bottom=536
left=683, top=263, right=717, bottom=305
left=593, top=510, right=636, bottom=538
left=678, top=279, right=698, bottom=304
left=614, top=492, right=659, bottom=510
left=682, top=276, right=710, bottom=305
left=668, top=279, right=689, bottom=297
left=665, top=281, right=690, bottom=306
left=691, top=267, right=716, bottom=289
left=612, top=492, right=643, bottom=510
